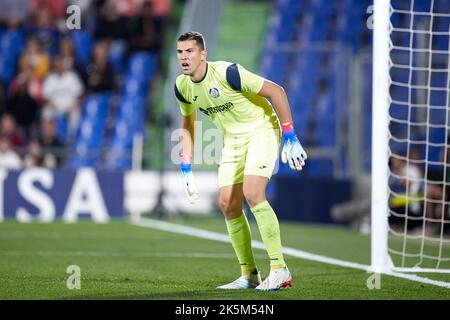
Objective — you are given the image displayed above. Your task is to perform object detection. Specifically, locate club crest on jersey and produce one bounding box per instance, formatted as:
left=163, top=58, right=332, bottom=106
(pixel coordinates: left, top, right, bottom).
left=209, top=87, right=220, bottom=98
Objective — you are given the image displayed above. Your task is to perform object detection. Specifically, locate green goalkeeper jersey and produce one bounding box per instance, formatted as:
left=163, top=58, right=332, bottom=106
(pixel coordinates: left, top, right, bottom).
left=175, top=61, right=280, bottom=136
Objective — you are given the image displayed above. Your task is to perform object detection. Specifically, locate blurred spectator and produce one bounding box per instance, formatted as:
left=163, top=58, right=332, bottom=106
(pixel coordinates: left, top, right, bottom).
left=23, top=139, right=44, bottom=167
left=30, top=0, right=67, bottom=21
left=5, top=72, right=40, bottom=139
left=43, top=54, right=84, bottom=139
left=26, top=4, right=60, bottom=56
left=0, top=113, right=26, bottom=153
left=388, top=154, right=424, bottom=230
left=426, top=142, right=450, bottom=235
left=2, top=17, right=23, bottom=31
left=95, top=1, right=130, bottom=41
left=0, top=82, right=5, bottom=117
left=38, top=110, right=64, bottom=167
left=24, top=109, right=64, bottom=168
left=147, top=0, right=172, bottom=17
left=113, top=0, right=141, bottom=17
left=130, top=1, right=164, bottom=54
left=0, top=0, right=30, bottom=26
left=84, top=41, right=116, bottom=93
left=19, top=37, right=51, bottom=80
left=58, top=35, right=84, bottom=78
left=9, top=63, right=44, bottom=104
left=95, top=0, right=130, bottom=71
left=0, top=134, right=23, bottom=170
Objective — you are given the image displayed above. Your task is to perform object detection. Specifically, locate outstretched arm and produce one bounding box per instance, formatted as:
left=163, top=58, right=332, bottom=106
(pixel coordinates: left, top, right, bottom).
left=258, top=79, right=308, bottom=171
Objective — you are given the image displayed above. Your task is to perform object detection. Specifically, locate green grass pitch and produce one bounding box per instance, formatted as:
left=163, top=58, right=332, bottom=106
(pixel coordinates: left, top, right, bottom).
left=0, top=216, right=449, bottom=299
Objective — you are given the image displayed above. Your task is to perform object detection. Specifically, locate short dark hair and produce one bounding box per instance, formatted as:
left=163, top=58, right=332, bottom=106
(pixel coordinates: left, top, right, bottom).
left=177, top=31, right=206, bottom=50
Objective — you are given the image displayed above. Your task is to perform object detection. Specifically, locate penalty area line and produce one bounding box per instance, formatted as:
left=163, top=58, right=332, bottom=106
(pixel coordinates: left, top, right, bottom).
left=131, top=217, right=450, bottom=289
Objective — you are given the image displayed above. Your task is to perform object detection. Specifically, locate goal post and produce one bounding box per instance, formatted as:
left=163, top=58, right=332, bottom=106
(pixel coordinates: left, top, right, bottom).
left=372, top=0, right=450, bottom=273
left=371, top=0, right=391, bottom=274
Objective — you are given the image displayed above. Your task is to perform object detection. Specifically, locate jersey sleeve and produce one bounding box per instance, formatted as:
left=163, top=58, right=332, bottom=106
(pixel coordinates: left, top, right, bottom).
left=174, top=80, right=196, bottom=116
left=177, top=98, right=195, bottom=116
left=226, top=63, right=265, bottom=94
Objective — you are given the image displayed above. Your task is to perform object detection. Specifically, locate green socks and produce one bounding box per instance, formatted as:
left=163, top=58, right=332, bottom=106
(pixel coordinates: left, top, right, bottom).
left=225, top=212, right=257, bottom=275
left=251, top=200, right=286, bottom=270
left=225, top=201, right=286, bottom=274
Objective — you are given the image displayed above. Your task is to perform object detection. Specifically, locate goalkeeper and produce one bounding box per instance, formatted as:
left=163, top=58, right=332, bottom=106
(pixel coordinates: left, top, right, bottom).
left=174, top=32, right=307, bottom=291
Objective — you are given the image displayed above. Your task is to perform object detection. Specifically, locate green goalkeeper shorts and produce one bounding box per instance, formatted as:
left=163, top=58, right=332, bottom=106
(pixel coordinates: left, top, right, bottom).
left=218, top=127, right=281, bottom=189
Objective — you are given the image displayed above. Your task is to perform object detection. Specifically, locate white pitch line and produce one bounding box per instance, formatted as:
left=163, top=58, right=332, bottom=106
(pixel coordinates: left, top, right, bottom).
left=0, top=250, right=267, bottom=259
left=131, top=217, right=450, bottom=289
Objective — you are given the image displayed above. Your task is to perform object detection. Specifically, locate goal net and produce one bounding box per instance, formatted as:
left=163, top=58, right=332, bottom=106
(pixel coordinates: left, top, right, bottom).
left=372, top=0, right=450, bottom=273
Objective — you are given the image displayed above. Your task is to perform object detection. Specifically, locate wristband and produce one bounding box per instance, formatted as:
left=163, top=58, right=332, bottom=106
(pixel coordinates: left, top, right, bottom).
left=281, top=122, right=296, bottom=140
left=180, top=154, right=192, bottom=173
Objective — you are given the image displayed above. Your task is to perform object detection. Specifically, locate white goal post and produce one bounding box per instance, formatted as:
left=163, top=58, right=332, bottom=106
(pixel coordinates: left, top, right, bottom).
left=372, top=0, right=450, bottom=273
left=372, top=0, right=391, bottom=274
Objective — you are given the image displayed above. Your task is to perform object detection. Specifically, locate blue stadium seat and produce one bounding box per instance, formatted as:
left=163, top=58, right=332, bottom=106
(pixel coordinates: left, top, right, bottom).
left=105, top=143, right=132, bottom=170
left=103, top=95, right=146, bottom=170
left=427, top=127, right=446, bottom=164
left=117, top=96, right=145, bottom=133
left=435, top=0, right=450, bottom=13
left=108, top=40, right=128, bottom=75
left=68, top=94, right=112, bottom=169
left=0, top=30, right=24, bottom=59
left=430, top=89, right=447, bottom=107
left=82, top=94, right=111, bottom=121
left=433, top=33, right=449, bottom=51
left=389, top=102, right=409, bottom=122
left=69, top=141, right=94, bottom=167
left=430, top=107, right=446, bottom=125
left=121, top=76, right=149, bottom=97
left=0, top=55, right=15, bottom=85
left=305, top=159, right=334, bottom=177
left=431, top=72, right=447, bottom=88
left=55, top=115, right=69, bottom=143
left=126, top=52, right=157, bottom=81
left=104, top=122, right=133, bottom=170
left=260, top=49, right=290, bottom=85
left=390, top=67, right=409, bottom=84
left=68, top=30, right=93, bottom=68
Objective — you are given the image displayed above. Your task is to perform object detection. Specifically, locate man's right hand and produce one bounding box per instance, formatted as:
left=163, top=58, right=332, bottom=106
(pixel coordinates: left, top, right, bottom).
left=180, top=154, right=198, bottom=204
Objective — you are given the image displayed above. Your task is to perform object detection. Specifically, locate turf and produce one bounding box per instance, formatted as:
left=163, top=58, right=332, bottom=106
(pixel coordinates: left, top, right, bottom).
left=0, top=217, right=449, bottom=299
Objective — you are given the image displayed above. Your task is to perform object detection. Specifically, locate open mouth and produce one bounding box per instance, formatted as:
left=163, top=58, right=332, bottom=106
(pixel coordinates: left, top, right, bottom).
left=181, top=62, right=189, bottom=68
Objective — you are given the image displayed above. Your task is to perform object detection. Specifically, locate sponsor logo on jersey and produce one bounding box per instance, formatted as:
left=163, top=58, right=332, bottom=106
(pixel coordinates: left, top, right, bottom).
left=199, top=102, right=234, bottom=116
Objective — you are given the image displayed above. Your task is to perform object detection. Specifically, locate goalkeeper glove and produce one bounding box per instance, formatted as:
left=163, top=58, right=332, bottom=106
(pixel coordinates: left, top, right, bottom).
left=281, top=122, right=308, bottom=171
left=180, top=154, right=198, bottom=203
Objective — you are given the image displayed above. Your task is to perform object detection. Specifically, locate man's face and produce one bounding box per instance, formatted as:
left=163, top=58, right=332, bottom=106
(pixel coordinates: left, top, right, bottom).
left=42, top=119, right=56, bottom=138
left=177, top=40, right=206, bottom=76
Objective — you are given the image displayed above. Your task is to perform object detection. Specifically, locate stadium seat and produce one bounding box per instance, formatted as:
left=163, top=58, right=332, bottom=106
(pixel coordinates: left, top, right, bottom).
left=55, top=115, right=70, bottom=144
left=103, top=95, right=146, bottom=170
left=108, top=40, right=128, bottom=75
left=121, top=77, right=150, bottom=97
left=68, top=94, right=112, bottom=169
left=305, top=159, right=334, bottom=177
left=0, top=30, right=24, bottom=59
left=126, top=52, right=157, bottom=81
left=68, top=30, right=93, bottom=68
left=0, top=55, right=15, bottom=85
left=83, top=94, right=111, bottom=121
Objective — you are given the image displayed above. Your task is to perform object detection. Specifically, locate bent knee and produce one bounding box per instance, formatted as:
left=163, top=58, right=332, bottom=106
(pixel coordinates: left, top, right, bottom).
left=219, top=197, right=241, bottom=217
left=244, top=189, right=266, bottom=208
